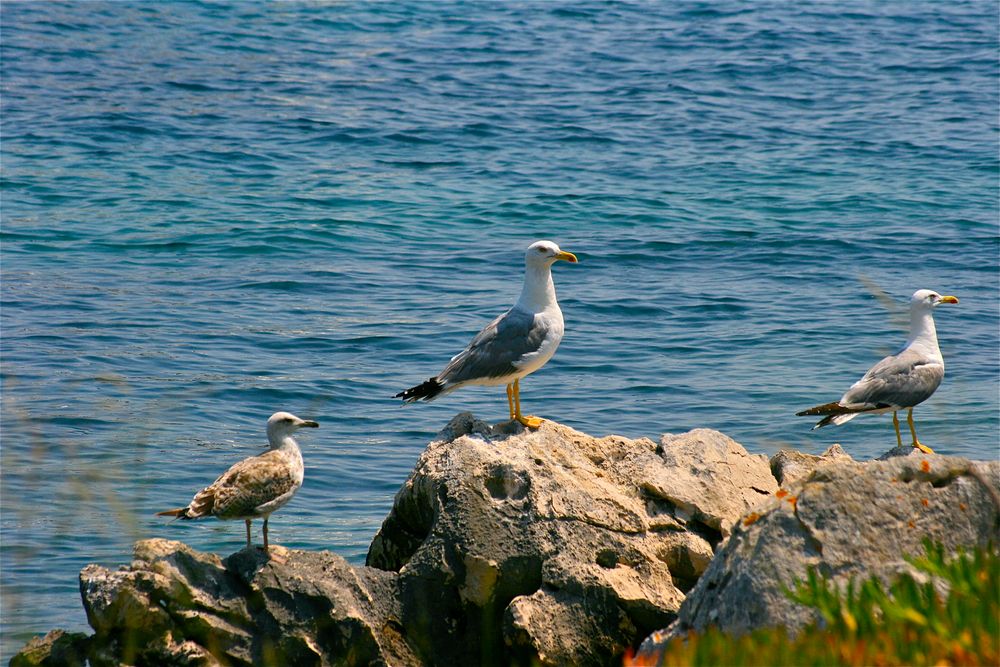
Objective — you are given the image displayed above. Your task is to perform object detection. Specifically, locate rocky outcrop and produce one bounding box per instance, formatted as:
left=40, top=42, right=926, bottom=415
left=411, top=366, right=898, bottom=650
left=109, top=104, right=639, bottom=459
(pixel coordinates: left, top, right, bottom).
left=10, top=630, right=89, bottom=667
left=637, top=448, right=1000, bottom=659
left=365, top=415, right=773, bottom=666
left=15, top=415, right=998, bottom=667
left=73, top=539, right=420, bottom=666
left=14, top=415, right=776, bottom=667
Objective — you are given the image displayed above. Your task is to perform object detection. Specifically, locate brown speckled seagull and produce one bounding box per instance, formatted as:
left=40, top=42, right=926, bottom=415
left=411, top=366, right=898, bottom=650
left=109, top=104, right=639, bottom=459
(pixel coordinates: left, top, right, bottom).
left=156, top=411, right=318, bottom=551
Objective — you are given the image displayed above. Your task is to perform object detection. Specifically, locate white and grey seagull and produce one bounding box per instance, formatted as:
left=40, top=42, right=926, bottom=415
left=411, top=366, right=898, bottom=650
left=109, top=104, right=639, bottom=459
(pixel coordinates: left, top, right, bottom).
left=157, top=411, right=318, bottom=551
left=797, top=289, right=959, bottom=453
left=396, top=240, right=578, bottom=428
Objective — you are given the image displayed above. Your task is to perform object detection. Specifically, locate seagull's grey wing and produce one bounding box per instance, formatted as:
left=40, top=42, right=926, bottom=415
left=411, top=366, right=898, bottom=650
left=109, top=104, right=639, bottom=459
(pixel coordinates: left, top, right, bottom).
left=439, top=307, right=547, bottom=384
left=191, top=450, right=296, bottom=519
left=841, top=347, right=944, bottom=410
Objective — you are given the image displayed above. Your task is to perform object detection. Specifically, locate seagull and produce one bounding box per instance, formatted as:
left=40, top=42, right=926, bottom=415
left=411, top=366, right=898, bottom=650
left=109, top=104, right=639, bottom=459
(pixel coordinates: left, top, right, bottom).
left=396, top=240, right=578, bottom=428
left=797, top=289, right=959, bottom=454
left=156, top=411, right=318, bottom=551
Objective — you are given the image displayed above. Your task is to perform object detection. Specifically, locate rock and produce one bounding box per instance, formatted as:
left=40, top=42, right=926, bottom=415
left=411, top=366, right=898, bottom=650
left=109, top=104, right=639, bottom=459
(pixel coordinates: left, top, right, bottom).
left=10, top=629, right=89, bottom=667
left=636, top=452, right=1000, bottom=659
left=73, top=538, right=419, bottom=666
left=877, top=444, right=928, bottom=461
left=770, top=443, right=853, bottom=485
left=655, top=531, right=715, bottom=591
left=647, top=429, right=779, bottom=539
left=365, top=415, right=774, bottom=665
left=504, top=587, right=634, bottom=666
left=8, top=416, right=796, bottom=667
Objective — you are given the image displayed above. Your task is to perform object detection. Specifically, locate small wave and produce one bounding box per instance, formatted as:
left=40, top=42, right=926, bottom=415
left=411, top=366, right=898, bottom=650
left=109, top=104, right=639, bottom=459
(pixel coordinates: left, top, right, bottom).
left=383, top=132, right=436, bottom=145
left=94, top=240, right=194, bottom=252
left=165, top=81, right=218, bottom=92
left=375, top=159, right=464, bottom=169
left=236, top=280, right=309, bottom=292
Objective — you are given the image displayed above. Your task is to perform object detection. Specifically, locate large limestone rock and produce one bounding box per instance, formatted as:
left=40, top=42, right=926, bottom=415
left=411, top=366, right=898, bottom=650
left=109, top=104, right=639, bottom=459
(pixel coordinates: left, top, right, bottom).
left=367, top=415, right=775, bottom=665
left=637, top=448, right=1000, bottom=658
left=14, top=415, right=777, bottom=667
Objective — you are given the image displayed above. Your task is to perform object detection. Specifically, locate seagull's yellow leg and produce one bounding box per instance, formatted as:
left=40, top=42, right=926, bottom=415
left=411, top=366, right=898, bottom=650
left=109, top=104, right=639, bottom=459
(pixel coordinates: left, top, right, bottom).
left=245, top=519, right=252, bottom=548
left=892, top=412, right=902, bottom=448
left=512, top=378, right=544, bottom=429
left=506, top=383, right=516, bottom=421
left=908, top=408, right=934, bottom=454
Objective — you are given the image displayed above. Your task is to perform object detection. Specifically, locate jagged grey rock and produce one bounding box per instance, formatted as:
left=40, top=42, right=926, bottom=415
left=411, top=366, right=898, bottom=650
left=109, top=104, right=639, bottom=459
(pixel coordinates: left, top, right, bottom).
left=75, top=538, right=419, bottom=667
left=14, top=415, right=779, bottom=667
left=770, top=443, right=853, bottom=485
left=9, top=629, right=90, bottom=667
left=637, top=451, right=1000, bottom=659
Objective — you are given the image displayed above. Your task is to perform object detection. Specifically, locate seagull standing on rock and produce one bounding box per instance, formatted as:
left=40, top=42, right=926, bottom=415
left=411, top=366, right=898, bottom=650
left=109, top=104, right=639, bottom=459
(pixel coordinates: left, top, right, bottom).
left=797, top=289, right=959, bottom=453
left=157, top=411, right=318, bottom=551
left=396, top=240, right=578, bottom=428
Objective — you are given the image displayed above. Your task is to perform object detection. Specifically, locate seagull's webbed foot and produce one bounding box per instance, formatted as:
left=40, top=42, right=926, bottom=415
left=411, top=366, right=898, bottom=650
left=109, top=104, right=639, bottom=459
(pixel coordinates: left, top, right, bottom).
left=510, top=379, right=544, bottom=429
left=516, top=414, right=545, bottom=429
left=906, top=410, right=934, bottom=454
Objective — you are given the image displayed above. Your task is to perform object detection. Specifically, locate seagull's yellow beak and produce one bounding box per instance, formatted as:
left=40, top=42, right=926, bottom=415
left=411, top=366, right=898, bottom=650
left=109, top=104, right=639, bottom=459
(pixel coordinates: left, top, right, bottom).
left=939, top=295, right=959, bottom=304
left=554, top=250, right=578, bottom=263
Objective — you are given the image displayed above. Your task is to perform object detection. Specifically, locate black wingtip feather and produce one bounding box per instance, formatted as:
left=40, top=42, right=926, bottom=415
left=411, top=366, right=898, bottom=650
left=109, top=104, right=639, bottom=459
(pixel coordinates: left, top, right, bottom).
left=796, top=401, right=848, bottom=417
left=156, top=507, right=190, bottom=519
left=396, top=377, right=444, bottom=403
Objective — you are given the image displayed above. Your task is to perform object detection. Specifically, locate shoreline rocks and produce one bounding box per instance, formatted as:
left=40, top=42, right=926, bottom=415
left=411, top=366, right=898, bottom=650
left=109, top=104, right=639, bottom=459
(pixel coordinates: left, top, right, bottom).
left=637, top=447, right=999, bottom=659
left=13, top=415, right=1000, bottom=667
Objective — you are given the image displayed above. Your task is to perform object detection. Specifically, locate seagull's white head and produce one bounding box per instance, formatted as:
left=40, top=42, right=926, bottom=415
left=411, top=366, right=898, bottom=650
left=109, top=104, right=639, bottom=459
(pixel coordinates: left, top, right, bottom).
left=266, top=411, right=319, bottom=442
left=525, top=240, right=578, bottom=267
left=910, top=289, right=959, bottom=310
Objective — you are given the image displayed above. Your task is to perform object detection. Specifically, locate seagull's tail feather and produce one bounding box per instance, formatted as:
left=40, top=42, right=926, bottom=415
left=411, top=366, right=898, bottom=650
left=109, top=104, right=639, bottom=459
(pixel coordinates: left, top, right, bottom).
left=156, top=507, right=191, bottom=519
left=810, top=412, right=860, bottom=429
left=395, top=377, right=444, bottom=403
left=827, top=412, right=859, bottom=427
left=796, top=402, right=860, bottom=429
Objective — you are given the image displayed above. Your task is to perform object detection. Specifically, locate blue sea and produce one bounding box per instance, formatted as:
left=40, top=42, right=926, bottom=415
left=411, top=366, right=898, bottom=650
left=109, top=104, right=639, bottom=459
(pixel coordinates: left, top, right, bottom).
left=2, top=0, right=997, bottom=658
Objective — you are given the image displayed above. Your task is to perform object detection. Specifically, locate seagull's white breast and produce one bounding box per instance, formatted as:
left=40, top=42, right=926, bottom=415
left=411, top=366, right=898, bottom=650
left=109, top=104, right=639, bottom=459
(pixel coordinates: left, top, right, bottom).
left=514, top=307, right=564, bottom=377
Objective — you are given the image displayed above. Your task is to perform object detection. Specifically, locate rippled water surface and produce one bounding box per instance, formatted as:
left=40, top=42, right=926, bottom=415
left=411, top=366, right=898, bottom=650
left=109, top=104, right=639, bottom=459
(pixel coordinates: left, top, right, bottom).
left=2, top=1, right=998, bottom=657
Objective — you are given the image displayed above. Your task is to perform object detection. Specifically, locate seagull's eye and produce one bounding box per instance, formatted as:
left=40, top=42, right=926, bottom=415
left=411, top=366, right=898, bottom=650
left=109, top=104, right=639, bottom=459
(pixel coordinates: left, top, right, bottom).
left=537, top=247, right=547, bottom=253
